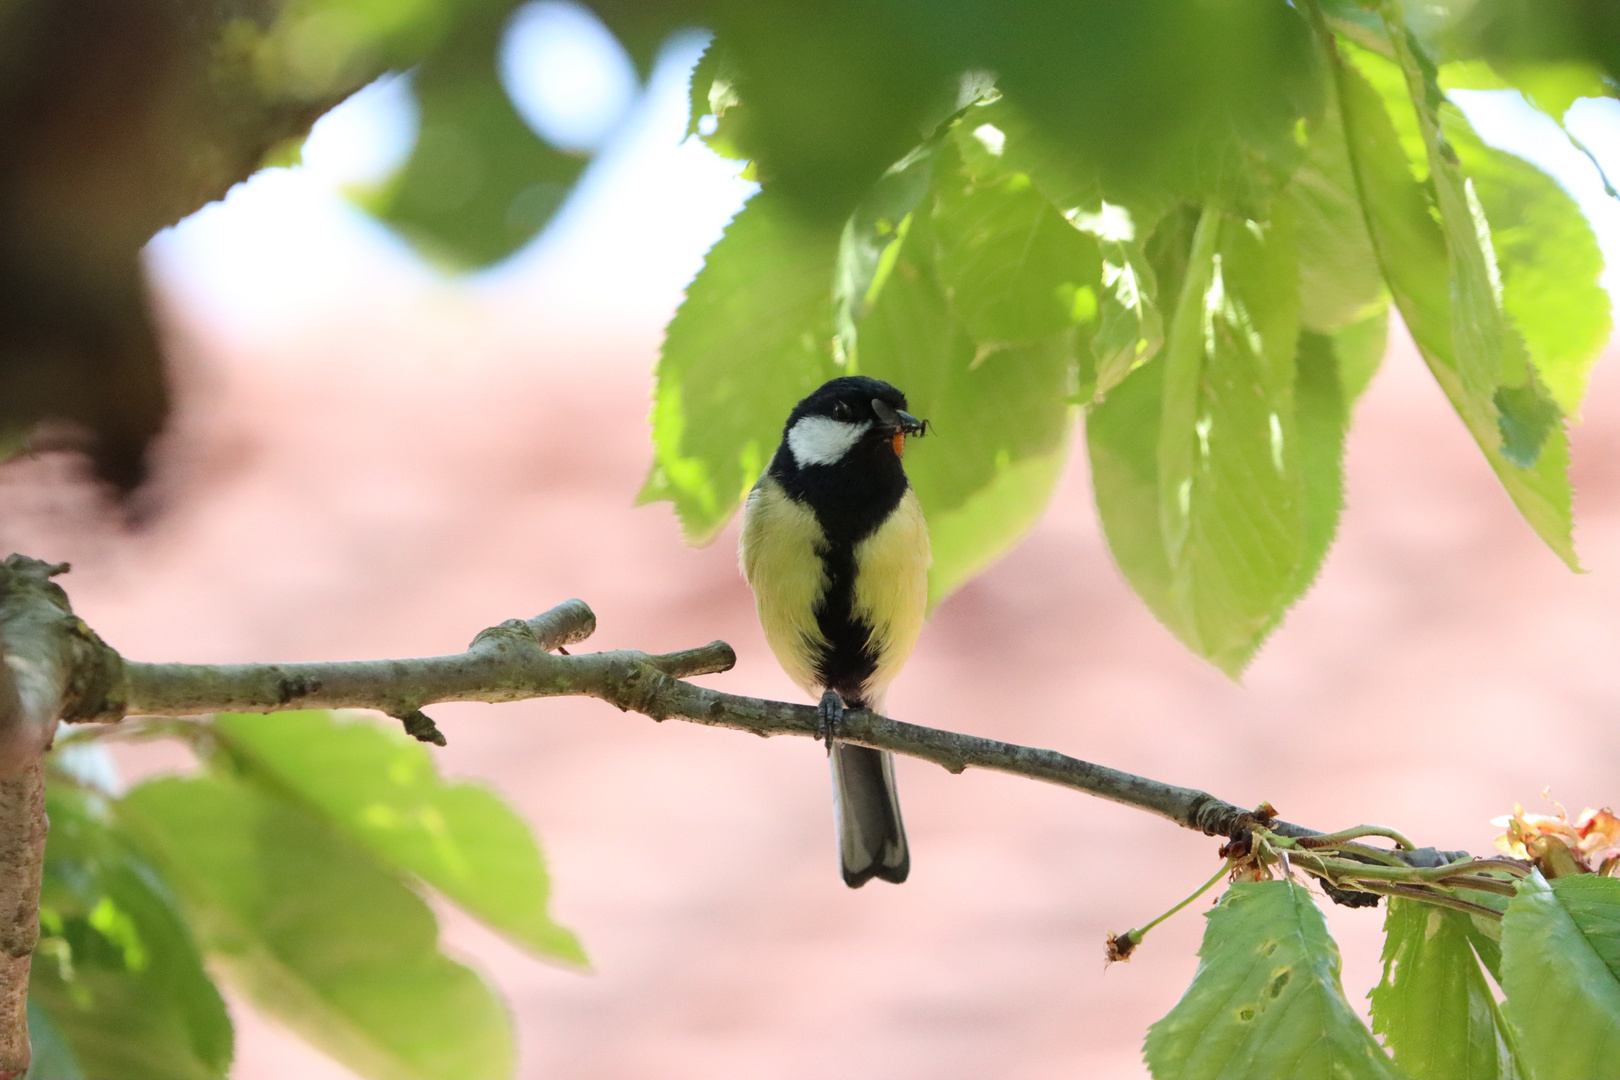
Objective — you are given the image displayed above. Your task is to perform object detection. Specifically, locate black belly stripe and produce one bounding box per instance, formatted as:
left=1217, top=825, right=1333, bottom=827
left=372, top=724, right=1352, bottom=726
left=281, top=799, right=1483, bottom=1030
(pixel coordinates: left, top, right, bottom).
left=813, top=541, right=878, bottom=707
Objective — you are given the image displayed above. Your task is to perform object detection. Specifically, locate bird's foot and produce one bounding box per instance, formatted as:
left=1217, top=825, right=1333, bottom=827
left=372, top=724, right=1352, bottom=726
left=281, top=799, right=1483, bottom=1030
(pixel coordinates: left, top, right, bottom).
left=817, top=690, right=845, bottom=754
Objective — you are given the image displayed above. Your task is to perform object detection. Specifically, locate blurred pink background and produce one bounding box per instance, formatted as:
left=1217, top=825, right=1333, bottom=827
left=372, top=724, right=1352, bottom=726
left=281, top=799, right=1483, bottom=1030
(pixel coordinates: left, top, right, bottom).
left=4, top=32, right=1620, bottom=1080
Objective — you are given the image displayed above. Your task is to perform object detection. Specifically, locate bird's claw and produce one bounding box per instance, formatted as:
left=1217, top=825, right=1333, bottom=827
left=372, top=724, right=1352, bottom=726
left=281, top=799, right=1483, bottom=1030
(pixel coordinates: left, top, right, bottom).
left=817, top=690, right=844, bottom=754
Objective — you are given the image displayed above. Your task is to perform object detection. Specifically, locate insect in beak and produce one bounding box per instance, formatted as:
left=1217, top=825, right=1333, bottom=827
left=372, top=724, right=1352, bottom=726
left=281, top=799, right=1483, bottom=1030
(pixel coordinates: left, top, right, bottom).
left=871, top=399, right=928, bottom=458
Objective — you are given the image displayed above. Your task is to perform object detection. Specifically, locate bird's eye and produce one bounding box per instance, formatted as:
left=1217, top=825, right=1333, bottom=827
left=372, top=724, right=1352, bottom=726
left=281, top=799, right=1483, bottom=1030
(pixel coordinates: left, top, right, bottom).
left=831, top=402, right=852, bottom=421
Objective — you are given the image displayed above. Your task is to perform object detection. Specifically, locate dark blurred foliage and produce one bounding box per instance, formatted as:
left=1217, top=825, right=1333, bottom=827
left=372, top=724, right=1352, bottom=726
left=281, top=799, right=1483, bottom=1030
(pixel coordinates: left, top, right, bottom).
left=1455, top=0, right=1620, bottom=84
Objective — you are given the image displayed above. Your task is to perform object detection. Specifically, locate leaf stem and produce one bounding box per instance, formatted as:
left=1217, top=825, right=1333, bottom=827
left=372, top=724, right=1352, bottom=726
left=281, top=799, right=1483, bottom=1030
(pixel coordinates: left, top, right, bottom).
left=1108, top=859, right=1234, bottom=962
left=1294, top=825, right=1416, bottom=851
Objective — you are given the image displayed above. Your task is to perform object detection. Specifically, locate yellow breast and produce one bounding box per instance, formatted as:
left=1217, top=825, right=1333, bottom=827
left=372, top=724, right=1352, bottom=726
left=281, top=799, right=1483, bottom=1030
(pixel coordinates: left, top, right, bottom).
left=739, top=477, right=831, bottom=696
left=851, top=487, right=930, bottom=701
left=740, top=477, right=931, bottom=703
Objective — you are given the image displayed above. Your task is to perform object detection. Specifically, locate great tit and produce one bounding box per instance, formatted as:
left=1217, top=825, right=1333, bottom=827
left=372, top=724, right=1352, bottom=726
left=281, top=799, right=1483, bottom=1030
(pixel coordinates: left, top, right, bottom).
left=739, top=376, right=930, bottom=887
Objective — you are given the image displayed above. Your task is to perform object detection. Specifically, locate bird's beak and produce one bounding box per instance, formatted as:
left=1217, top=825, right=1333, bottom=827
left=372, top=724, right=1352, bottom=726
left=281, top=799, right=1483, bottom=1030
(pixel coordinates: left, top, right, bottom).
left=871, top=399, right=927, bottom=457
left=871, top=399, right=927, bottom=435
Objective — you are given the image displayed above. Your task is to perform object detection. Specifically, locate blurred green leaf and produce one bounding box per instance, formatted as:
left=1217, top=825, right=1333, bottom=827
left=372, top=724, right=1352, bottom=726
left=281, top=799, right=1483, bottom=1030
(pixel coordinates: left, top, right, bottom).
left=686, top=37, right=722, bottom=139
left=1379, top=28, right=1598, bottom=477
left=952, top=95, right=1110, bottom=218
left=119, top=775, right=514, bottom=1080
left=1144, top=881, right=1399, bottom=1079
left=1441, top=58, right=1610, bottom=123
left=1333, top=42, right=1577, bottom=568
left=1444, top=115, right=1611, bottom=418
left=24, top=999, right=83, bottom=1080
left=1502, top=874, right=1620, bottom=1080
left=1280, top=331, right=1348, bottom=634
left=212, top=711, right=583, bottom=966
left=1289, top=74, right=1389, bottom=334
left=1089, top=237, right=1165, bottom=400
left=930, top=155, right=1102, bottom=345
left=685, top=37, right=752, bottom=163
left=984, top=0, right=1323, bottom=218
left=641, top=190, right=842, bottom=543
left=1369, top=898, right=1521, bottom=1080
left=1334, top=306, right=1390, bottom=405
left=857, top=222, right=1073, bottom=605
left=1088, top=344, right=1177, bottom=622
left=33, top=783, right=231, bottom=1080
left=1385, top=25, right=1533, bottom=445
left=835, top=145, right=939, bottom=352
left=947, top=95, right=1160, bottom=398
left=713, top=1, right=950, bottom=221
left=230, top=0, right=457, bottom=104
left=366, top=12, right=588, bottom=268
left=1449, top=0, right=1620, bottom=98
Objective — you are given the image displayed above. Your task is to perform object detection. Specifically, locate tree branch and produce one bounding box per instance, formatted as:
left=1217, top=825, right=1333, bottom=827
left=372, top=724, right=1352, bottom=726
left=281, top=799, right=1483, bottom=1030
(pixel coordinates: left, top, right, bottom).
left=104, top=601, right=1254, bottom=837
left=91, top=595, right=1385, bottom=853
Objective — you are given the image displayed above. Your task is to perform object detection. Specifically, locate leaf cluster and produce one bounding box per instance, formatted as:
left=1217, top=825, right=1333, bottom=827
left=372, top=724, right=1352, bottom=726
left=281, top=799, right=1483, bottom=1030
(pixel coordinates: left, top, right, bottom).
left=29, top=713, right=580, bottom=1080
left=1143, top=871, right=1620, bottom=1080
left=640, top=1, right=1612, bottom=672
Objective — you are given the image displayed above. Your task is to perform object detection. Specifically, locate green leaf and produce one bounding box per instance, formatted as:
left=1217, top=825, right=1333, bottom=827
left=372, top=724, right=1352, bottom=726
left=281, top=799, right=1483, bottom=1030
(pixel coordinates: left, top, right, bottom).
left=1501, top=873, right=1620, bottom=1080
left=365, top=14, right=587, bottom=268
left=1144, top=881, right=1400, bottom=1080
left=686, top=37, right=722, bottom=139
left=1289, top=70, right=1389, bottom=335
left=211, top=711, right=582, bottom=965
left=685, top=36, right=751, bottom=163
left=33, top=783, right=231, bottom=1080
left=1333, top=44, right=1578, bottom=568
left=1090, top=237, right=1165, bottom=400
left=1442, top=59, right=1611, bottom=124
left=1334, top=306, right=1390, bottom=405
left=1154, top=206, right=1304, bottom=675
left=834, top=145, right=938, bottom=352
left=1369, top=898, right=1521, bottom=1080
left=119, top=775, right=514, bottom=1080
left=856, top=225, right=1074, bottom=605
left=930, top=160, right=1102, bottom=345
left=1088, top=345, right=1177, bottom=621
left=25, top=999, right=84, bottom=1080
left=947, top=97, right=1160, bottom=398
left=641, top=190, right=842, bottom=543
left=1444, top=115, right=1611, bottom=418
left=715, top=1, right=949, bottom=220
left=1386, top=26, right=1524, bottom=442
left=991, top=0, right=1322, bottom=218
left=1283, top=332, right=1348, bottom=626
left=952, top=95, right=1109, bottom=218
left=234, top=0, right=457, bottom=104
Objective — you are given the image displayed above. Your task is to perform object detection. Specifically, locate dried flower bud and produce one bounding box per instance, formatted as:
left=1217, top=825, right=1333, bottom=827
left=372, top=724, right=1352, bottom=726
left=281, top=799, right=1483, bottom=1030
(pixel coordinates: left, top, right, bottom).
left=1493, top=791, right=1620, bottom=878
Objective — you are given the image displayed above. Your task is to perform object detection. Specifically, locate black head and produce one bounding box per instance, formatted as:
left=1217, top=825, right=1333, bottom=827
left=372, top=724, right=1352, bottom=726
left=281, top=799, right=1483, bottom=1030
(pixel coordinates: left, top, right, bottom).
left=769, top=376, right=928, bottom=545
left=776, top=376, right=927, bottom=473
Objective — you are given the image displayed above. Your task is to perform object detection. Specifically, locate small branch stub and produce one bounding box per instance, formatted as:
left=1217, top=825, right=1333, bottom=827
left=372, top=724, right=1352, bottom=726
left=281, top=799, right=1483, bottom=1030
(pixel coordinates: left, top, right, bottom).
left=393, top=709, right=447, bottom=746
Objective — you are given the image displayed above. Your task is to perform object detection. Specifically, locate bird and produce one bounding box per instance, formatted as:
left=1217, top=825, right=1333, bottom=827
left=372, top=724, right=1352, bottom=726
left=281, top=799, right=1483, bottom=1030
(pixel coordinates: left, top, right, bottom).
left=739, top=375, right=930, bottom=887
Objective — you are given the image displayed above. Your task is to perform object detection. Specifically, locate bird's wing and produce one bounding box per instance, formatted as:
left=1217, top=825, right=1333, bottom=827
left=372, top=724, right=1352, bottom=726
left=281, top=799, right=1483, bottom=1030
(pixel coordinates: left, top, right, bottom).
left=739, top=476, right=830, bottom=696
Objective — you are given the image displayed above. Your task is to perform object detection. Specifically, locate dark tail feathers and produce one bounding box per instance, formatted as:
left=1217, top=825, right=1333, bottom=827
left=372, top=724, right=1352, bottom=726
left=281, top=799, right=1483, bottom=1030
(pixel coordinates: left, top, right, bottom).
left=830, top=743, right=909, bottom=887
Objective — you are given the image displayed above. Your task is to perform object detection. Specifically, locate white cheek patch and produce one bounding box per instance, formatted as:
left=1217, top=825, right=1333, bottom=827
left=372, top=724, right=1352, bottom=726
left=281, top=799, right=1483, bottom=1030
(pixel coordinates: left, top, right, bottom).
left=787, top=416, right=871, bottom=467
